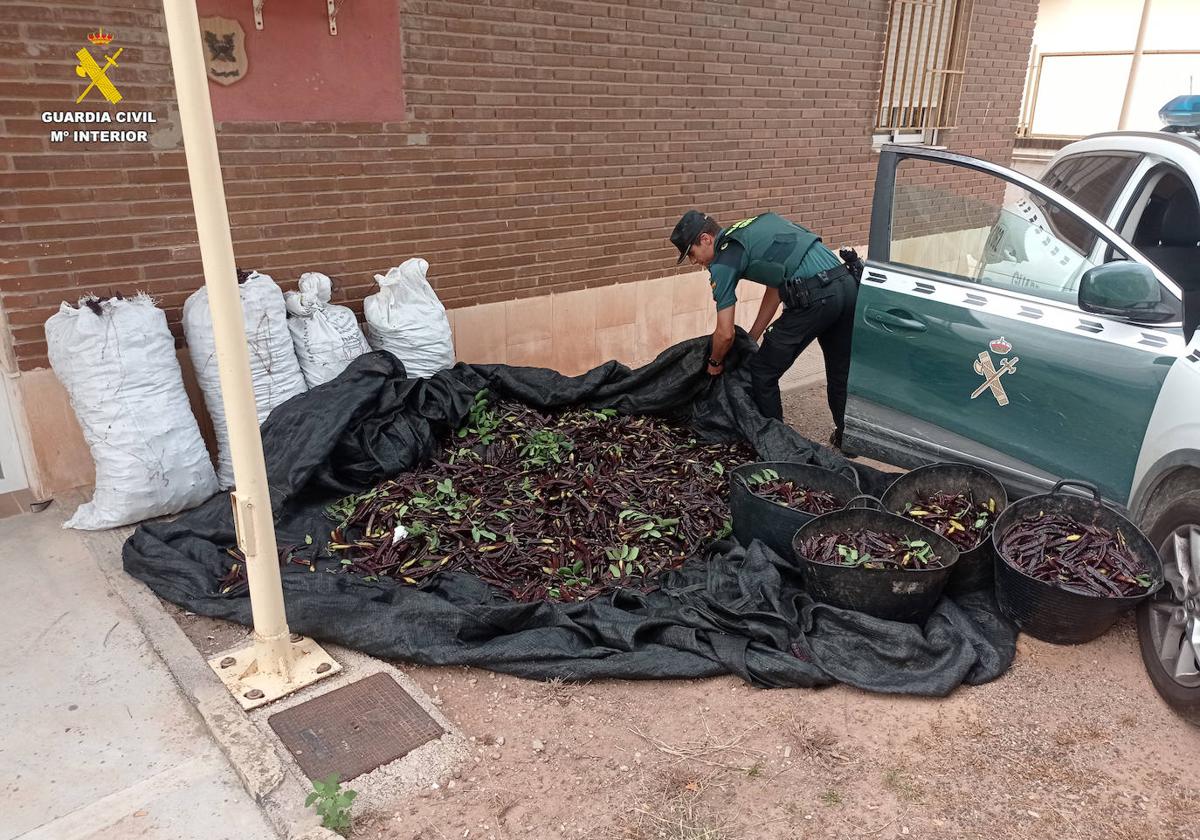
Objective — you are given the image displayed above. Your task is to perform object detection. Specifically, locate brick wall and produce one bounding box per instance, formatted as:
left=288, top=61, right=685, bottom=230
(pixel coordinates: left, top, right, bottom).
left=1, top=0, right=1036, bottom=373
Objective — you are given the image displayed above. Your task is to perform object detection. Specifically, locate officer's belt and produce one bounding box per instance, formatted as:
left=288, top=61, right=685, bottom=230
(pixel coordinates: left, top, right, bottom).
left=780, top=264, right=851, bottom=309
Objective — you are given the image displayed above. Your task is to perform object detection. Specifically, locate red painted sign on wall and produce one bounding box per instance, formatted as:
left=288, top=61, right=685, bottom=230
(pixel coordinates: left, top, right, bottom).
left=198, top=0, right=404, bottom=122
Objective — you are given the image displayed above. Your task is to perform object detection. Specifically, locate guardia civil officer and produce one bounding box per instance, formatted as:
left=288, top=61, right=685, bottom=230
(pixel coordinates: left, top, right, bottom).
left=669, top=210, right=859, bottom=449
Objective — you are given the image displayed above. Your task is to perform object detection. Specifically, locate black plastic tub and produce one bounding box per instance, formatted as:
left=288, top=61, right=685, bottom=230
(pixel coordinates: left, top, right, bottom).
left=730, top=461, right=860, bottom=560
left=881, top=462, right=1008, bottom=596
left=791, top=497, right=960, bottom=623
left=992, top=480, right=1164, bottom=645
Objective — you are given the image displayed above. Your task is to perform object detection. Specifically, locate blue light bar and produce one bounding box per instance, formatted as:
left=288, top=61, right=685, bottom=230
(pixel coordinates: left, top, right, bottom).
left=1160, top=94, right=1200, bottom=128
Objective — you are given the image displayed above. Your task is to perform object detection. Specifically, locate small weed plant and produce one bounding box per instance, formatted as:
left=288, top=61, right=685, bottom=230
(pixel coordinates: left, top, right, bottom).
left=306, top=773, right=357, bottom=836
left=821, top=788, right=843, bottom=806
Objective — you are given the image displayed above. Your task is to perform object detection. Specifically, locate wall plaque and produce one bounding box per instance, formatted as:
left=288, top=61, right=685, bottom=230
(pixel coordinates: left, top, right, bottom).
left=200, top=16, right=247, bottom=86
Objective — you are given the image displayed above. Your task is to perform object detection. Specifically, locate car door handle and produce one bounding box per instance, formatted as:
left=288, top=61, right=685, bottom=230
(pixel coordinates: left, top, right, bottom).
left=863, top=307, right=928, bottom=332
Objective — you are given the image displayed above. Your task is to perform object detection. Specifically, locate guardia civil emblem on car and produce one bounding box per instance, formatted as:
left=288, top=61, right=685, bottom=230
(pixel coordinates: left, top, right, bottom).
left=971, top=337, right=1018, bottom=407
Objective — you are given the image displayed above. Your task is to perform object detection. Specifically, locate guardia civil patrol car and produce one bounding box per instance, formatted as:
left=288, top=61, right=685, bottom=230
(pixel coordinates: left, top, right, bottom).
left=843, top=103, right=1200, bottom=722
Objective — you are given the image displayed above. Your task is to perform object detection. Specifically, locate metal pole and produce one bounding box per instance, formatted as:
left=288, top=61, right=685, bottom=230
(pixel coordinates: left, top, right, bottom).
left=1119, top=0, right=1153, bottom=129
left=160, top=0, right=294, bottom=680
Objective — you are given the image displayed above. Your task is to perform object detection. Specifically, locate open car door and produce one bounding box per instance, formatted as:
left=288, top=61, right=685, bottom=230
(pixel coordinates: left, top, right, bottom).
left=845, top=144, right=1187, bottom=505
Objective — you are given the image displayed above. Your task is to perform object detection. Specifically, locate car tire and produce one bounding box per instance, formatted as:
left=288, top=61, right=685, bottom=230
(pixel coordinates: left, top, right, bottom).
left=1136, top=485, right=1200, bottom=726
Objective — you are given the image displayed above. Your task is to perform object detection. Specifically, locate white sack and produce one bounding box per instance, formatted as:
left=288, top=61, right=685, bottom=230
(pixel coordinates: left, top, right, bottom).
left=363, top=257, right=455, bottom=378
left=183, top=270, right=307, bottom=489
left=284, top=272, right=371, bottom=388
left=45, top=295, right=218, bottom=530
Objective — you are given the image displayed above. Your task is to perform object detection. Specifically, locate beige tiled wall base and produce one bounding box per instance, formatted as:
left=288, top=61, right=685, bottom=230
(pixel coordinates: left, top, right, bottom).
left=450, top=271, right=750, bottom=372
left=12, top=368, right=94, bottom=500
left=449, top=274, right=721, bottom=374
left=448, top=270, right=828, bottom=392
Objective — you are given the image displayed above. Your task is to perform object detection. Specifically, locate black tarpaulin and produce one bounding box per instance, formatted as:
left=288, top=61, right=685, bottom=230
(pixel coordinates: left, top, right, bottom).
left=123, top=335, right=1016, bottom=693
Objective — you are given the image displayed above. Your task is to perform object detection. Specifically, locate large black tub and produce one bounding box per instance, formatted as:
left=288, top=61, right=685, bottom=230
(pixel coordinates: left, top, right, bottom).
left=792, top=497, right=960, bottom=623
left=992, top=480, right=1164, bottom=644
left=730, top=461, right=860, bottom=560
left=882, top=462, right=1007, bottom=596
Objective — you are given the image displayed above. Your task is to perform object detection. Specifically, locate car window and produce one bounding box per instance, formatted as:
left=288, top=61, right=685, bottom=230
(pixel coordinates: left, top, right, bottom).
left=1119, top=165, right=1200, bottom=336
left=889, top=156, right=1103, bottom=305
left=1031, top=153, right=1140, bottom=254
left=1125, top=167, right=1194, bottom=248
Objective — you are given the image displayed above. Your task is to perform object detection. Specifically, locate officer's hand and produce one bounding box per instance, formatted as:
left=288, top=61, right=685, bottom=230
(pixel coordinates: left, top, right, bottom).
left=706, top=359, right=724, bottom=376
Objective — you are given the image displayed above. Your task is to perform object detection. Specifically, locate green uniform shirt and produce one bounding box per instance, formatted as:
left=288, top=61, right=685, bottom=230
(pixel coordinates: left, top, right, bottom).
left=709, top=237, right=841, bottom=311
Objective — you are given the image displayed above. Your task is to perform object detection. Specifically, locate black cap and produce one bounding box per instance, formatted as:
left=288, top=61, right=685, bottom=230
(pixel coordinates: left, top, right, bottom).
left=670, top=209, right=709, bottom=264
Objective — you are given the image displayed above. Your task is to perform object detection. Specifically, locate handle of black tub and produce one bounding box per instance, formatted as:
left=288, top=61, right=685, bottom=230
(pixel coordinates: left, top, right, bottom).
left=1049, top=479, right=1102, bottom=505
left=837, top=464, right=860, bottom=487
left=845, top=494, right=885, bottom=510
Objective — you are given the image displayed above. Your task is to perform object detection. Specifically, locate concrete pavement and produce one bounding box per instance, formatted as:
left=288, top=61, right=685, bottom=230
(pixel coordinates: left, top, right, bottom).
left=0, top=502, right=277, bottom=840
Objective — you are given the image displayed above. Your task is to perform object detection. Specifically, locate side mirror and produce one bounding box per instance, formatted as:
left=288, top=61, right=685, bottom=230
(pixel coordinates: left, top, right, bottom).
left=1078, top=262, right=1176, bottom=322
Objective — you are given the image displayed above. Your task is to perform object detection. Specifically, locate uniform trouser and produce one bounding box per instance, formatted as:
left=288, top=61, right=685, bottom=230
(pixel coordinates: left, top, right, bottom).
left=747, top=270, right=859, bottom=426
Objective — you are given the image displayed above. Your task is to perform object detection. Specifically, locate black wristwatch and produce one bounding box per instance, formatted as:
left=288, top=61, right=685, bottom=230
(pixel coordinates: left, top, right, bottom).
left=708, top=358, right=723, bottom=368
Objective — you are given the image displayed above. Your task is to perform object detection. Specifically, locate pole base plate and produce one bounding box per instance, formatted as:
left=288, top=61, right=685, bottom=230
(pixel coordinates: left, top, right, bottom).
left=209, top=635, right=340, bottom=711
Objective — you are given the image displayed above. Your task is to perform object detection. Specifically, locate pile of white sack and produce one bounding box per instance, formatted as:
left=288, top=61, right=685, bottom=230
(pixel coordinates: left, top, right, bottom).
left=284, top=271, right=372, bottom=388
left=183, top=270, right=309, bottom=489
left=45, top=260, right=457, bottom=526
left=45, top=295, right=219, bottom=529
left=364, top=257, right=455, bottom=378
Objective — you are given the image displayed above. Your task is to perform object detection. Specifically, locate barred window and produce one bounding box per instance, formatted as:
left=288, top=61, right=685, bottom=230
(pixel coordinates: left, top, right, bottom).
left=874, top=0, right=974, bottom=143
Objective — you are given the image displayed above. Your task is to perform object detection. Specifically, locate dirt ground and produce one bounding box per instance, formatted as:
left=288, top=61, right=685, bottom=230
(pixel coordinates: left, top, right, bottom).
left=166, top=382, right=1200, bottom=840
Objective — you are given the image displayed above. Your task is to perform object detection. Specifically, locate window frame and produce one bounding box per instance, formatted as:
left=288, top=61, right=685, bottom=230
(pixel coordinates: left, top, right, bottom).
left=873, top=0, right=975, bottom=145
left=869, top=144, right=1185, bottom=323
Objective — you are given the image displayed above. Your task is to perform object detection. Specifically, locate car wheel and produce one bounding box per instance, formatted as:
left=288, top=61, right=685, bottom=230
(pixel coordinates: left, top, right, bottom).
left=1137, top=487, right=1200, bottom=725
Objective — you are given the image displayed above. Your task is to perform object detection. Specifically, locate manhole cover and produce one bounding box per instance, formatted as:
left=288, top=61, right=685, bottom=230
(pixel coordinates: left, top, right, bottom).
left=268, top=672, right=444, bottom=782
